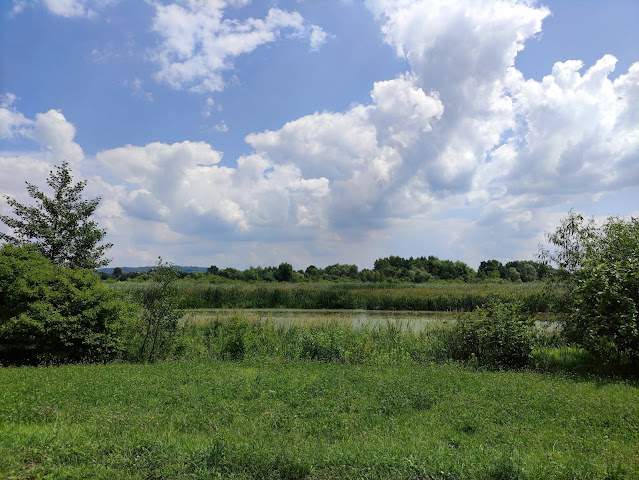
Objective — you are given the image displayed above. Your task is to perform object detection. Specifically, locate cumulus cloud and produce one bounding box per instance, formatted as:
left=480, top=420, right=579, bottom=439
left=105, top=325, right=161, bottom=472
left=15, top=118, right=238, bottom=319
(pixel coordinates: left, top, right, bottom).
left=0, top=94, right=31, bottom=139
left=0, top=99, right=84, bottom=169
left=96, top=140, right=329, bottom=238
left=246, top=74, right=444, bottom=231
left=0, top=102, right=86, bottom=226
left=150, top=1, right=329, bottom=93
left=3, top=1, right=639, bottom=268
left=240, top=0, right=638, bottom=259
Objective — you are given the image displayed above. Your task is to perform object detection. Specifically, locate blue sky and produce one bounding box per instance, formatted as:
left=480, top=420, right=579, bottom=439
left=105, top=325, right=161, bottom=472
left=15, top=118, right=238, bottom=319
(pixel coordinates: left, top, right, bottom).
left=1, top=0, right=638, bottom=270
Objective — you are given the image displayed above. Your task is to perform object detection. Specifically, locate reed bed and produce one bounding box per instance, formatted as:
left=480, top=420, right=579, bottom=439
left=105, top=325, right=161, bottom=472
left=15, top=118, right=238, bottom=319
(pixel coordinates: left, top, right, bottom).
left=108, top=281, right=564, bottom=312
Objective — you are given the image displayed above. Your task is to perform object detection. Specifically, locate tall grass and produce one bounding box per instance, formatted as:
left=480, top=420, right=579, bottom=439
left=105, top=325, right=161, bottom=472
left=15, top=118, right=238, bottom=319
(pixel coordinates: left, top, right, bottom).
left=168, top=310, right=453, bottom=365
left=1, top=359, right=637, bottom=479
left=108, top=282, right=565, bottom=312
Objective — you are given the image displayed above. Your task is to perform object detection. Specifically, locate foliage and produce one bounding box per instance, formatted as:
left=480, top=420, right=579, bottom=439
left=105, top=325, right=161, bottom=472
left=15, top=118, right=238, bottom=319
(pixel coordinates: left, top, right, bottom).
left=0, top=244, right=132, bottom=365
left=448, top=301, right=535, bottom=369
left=0, top=162, right=112, bottom=269
left=275, top=262, right=293, bottom=282
left=135, top=258, right=182, bottom=362
left=109, top=281, right=562, bottom=312
left=103, top=256, right=554, bottom=284
left=542, top=212, right=639, bottom=360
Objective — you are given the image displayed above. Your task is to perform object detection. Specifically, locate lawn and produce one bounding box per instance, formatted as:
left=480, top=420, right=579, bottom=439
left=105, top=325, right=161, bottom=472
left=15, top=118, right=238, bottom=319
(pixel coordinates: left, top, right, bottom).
left=1, top=359, right=637, bottom=479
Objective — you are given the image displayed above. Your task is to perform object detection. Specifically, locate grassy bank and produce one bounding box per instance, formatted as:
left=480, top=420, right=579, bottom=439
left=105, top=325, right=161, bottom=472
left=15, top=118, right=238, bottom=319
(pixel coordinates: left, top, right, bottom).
left=1, top=360, right=637, bottom=479
left=108, top=281, right=564, bottom=312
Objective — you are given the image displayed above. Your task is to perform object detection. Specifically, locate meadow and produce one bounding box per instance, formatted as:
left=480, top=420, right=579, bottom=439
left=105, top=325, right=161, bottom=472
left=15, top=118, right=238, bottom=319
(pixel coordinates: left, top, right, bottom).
left=1, top=359, right=637, bottom=479
left=2, top=284, right=637, bottom=479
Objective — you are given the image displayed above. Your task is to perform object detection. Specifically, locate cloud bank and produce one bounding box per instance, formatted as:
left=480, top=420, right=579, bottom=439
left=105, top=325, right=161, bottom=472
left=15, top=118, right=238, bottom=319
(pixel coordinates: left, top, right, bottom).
left=2, top=0, right=638, bottom=268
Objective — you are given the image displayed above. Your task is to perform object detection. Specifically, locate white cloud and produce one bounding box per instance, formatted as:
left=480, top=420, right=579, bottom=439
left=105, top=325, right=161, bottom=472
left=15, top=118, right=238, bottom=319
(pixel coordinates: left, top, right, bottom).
left=96, top=140, right=329, bottom=239
left=0, top=94, right=32, bottom=139
left=123, top=77, right=154, bottom=102
left=151, top=1, right=329, bottom=93
left=0, top=105, right=85, bottom=225
left=3, top=1, right=639, bottom=269
left=28, top=110, right=85, bottom=168
left=309, top=24, right=328, bottom=51
left=12, top=0, right=121, bottom=18
left=214, top=121, right=229, bottom=132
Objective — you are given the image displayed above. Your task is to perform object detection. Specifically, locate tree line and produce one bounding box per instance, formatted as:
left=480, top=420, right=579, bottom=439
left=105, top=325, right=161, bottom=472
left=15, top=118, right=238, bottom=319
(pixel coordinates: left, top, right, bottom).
left=105, top=256, right=556, bottom=284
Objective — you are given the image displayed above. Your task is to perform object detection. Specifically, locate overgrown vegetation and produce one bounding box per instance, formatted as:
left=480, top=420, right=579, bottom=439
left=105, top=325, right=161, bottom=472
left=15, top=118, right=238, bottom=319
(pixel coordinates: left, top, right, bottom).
left=0, top=244, right=134, bottom=365
left=542, top=211, right=639, bottom=361
left=134, top=258, right=181, bottom=363
left=109, top=281, right=564, bottom=312
left=448, top=302, right=535, bottom=369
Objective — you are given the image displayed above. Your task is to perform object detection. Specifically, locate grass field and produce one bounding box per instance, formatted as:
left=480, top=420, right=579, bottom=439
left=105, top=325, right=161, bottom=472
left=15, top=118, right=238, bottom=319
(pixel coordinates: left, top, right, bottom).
left=1, top=359, right=637, bottom=479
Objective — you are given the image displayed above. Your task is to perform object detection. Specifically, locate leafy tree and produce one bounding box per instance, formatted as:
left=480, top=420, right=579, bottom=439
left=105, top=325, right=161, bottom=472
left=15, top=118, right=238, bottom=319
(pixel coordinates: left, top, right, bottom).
left=478, top=260, right=504, bottom=280
left=305, top=265, right=319, bottom=278
left=136, top=258, right=181, bottom=362
left=219, top=267, right=244, bottom=281
left=448, top=301, right=535, bottom=369
left=275, top=262, right=293, bottom=282
left=0, top=244, right=132, bottom=365
left=542, top=212, right=639, bottom=360
left=0, top=162, right=112, bottom=269
left=505, top=266, right=521, bottom=282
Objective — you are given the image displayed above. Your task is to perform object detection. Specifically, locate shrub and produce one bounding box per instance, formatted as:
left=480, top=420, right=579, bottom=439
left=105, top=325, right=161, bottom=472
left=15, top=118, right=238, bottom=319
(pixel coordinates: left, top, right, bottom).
left=542, top=213, right=639, bottom=361
left=0, top=244, right=134, bottom=365
left=134, top=258, right=182, bottom=362
left=448, top=301, right=535, bottom=369
left=200, top=318, right=247, bottom=361
left=298, top=325, right=347, bottom=362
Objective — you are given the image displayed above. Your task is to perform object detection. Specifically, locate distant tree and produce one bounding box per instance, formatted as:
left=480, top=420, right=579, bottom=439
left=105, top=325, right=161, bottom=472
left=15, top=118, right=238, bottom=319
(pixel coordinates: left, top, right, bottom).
left=506, top=267, right=521, bottom=282
left=504, top=261, right=539, bottom=283
left=207, top=265, right=219, bottom=275
left=219, top=267, right=243, bottom=281
left=243, top=267, right=259, bottom=282
left=478, top=260, right=504, bottom=280
left=275, top=262, right=294, bottom=282
left=0, top=162, right=112, bottom=269
left=324, top=264, right=358, bottom=279
left=305, top=265, right=320, bottom=278
left=112, top=267, right=124, bottom=280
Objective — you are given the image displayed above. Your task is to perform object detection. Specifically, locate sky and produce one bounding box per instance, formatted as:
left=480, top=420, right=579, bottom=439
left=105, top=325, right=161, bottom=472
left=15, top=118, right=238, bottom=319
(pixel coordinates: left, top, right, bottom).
left=1, top=0, right=638, bottom=270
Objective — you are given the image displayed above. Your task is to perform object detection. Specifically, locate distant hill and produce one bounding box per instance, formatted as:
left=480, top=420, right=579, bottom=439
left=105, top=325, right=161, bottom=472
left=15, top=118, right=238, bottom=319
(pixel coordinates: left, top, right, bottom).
left=98, top=266, right=208, bottom=275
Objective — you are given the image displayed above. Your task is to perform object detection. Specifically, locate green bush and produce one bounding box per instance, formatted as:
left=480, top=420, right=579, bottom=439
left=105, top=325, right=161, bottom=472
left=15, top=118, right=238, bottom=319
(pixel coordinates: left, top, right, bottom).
left=200, top=318, right=247, bottom=361
left=0, top=244, right=134, bottom=365
left=448, top=301, right=535, bottom=369
left=298, top=325, right=347, bottom=362
left=568, top=218, right=639, bottom=360
left=543, top=213, right=639, bottom=361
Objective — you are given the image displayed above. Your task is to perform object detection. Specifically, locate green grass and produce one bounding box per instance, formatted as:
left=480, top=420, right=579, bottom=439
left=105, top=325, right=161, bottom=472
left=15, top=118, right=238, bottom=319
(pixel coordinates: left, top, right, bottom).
left=1, top=360, right=637, bottom=479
